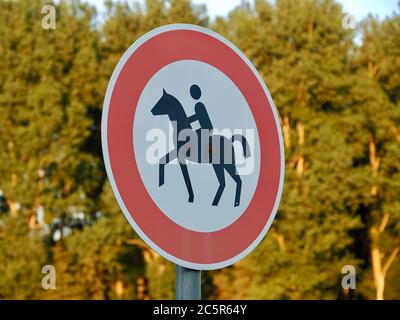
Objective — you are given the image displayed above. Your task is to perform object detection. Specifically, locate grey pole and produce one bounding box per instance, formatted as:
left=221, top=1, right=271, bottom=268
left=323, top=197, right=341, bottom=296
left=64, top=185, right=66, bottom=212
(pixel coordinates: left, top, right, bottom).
left=176, top=265, right=201, bottom=300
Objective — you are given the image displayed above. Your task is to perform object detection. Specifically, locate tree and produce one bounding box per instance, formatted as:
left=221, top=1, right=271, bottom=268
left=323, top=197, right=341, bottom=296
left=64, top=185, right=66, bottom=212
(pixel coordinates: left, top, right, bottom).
left=0, top=215, right=47, bottom=299
left=0, top=0, right=103, bottom=229
left=355, top=9, right=400, bottom=300
left=212, top=0, right=371, bottom=299
left=0, top=0, right=104, bottom=298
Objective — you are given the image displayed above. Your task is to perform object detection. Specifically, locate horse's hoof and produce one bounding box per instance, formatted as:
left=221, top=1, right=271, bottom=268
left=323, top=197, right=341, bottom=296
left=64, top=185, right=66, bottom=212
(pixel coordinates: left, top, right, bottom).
left=234, top=201, right=240, bottom=207
left=189, top=197, right=194, bottom=203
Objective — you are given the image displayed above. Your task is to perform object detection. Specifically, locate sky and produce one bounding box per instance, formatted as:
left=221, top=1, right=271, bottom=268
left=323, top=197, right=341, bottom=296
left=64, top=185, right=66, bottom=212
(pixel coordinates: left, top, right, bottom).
left=193, top=0, right=398, bottom=20
left=87, top=0, right=399, bottom=21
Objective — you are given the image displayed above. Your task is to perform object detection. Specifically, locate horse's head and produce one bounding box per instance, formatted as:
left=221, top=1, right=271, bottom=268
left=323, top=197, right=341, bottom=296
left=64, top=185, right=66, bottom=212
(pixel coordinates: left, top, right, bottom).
left=151, top=89, right=172, bottom=116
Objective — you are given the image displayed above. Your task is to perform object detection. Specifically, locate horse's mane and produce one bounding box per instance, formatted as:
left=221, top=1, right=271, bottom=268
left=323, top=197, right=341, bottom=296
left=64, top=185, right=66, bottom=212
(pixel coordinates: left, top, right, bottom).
left=167, top=93, right=192, bottom=129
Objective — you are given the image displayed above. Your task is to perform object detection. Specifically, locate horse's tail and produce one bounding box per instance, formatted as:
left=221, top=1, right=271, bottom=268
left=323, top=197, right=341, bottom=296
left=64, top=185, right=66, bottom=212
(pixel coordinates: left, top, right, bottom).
left=231, top=134, right=251, bottom=159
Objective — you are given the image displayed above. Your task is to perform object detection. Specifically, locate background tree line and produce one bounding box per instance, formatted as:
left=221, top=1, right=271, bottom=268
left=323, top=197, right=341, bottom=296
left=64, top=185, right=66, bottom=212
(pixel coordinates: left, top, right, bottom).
left=0, top=0, right=399, bottom=299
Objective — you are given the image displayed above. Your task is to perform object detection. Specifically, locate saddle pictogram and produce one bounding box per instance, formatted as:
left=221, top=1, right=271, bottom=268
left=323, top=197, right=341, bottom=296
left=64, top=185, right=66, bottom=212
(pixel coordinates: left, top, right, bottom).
left=151, top=85, right=251, bottom=207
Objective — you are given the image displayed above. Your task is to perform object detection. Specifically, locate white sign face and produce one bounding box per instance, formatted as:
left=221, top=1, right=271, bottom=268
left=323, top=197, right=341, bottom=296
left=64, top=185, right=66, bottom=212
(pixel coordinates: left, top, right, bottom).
left=102, top=24, right=284, bottom=270
left=134, top=60, right=261, bottom=232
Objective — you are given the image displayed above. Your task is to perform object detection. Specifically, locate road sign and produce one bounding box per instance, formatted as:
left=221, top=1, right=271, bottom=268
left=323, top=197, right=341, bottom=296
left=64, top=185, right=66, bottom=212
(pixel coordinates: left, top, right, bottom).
left=102, top=24, right=284, bottom=270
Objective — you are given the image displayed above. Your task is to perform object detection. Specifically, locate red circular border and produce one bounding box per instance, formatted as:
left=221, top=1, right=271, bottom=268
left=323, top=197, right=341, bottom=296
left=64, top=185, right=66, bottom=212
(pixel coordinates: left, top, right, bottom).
left=106, top=30, right=281, bottom=264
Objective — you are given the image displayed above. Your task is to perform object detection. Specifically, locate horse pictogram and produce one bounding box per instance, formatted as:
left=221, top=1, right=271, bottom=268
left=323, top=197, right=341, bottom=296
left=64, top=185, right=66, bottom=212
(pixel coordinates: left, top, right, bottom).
left=151, top=85, right=251, bottom=207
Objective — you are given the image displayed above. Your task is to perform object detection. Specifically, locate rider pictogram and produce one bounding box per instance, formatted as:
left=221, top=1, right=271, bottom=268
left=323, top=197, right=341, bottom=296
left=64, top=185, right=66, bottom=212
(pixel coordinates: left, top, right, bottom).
left=187, top=84, right=213, bottom=132
left=151, top=85, right=251, bottom=207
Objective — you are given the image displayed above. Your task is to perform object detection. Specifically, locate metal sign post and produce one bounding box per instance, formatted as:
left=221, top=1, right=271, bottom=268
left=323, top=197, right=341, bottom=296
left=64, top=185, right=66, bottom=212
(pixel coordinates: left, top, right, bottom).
left=176, top=265, right=201, bottom=300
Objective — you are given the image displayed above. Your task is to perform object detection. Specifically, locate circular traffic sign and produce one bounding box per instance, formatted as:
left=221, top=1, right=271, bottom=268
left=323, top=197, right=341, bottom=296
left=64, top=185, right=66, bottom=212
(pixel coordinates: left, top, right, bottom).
left=102, top=24, right=284, bottom=270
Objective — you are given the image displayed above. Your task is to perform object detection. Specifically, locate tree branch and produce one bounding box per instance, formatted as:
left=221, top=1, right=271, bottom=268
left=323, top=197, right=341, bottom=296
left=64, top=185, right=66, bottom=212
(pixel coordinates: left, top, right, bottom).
left=127, top=238, right=147, bottom=249
left=272, top=228, right=286, bottom=252
left=127, top=239, right=159, bottom=260
left=382, top=247, right=399, bottom=276
left=378, top=213, right=390, bottom=234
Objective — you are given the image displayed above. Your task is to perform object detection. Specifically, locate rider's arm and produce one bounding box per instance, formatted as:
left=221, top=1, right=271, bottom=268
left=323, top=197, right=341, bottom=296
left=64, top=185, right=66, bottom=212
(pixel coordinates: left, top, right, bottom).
left=195, top=103, right=213, bottom=130
left=187, top=114, right=198, bottom=123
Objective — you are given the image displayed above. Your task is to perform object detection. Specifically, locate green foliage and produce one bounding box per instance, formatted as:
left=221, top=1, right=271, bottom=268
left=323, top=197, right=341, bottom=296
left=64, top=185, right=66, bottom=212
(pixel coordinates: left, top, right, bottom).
left=0, top=216, right=47, bottom=299
left=0, top=0, right=103, bottom=221
left=212, top=0, right=399, bottom=300
left=42, top=215, right=141, bottom=299
left=145, top=256, right=175, bottom=299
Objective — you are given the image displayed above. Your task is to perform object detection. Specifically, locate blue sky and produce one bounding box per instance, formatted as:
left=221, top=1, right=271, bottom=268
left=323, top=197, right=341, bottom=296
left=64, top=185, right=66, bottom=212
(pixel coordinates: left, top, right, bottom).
left=193, top=0, right=398, bottom=20
left=87, top=0, right=399, bottom=20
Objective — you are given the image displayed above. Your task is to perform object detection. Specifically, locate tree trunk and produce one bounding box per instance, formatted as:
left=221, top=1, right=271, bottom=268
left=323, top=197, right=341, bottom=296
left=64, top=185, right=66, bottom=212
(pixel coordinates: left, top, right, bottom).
left=296, top=121, right=305, bottom=177
left=115, top=279, right=124, bottom=298
left=369, top=217, right=399, bottom=300
left=370, top=243, right=385, bottom=300
left=368, top=136, right=384, bottom=299
left=282, top=115, right=291, bottom=149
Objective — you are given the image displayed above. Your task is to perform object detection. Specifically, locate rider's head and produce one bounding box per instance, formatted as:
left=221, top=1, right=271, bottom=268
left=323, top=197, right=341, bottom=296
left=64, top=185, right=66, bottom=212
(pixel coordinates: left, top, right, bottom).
left=190, top=84, right=201, bottom=100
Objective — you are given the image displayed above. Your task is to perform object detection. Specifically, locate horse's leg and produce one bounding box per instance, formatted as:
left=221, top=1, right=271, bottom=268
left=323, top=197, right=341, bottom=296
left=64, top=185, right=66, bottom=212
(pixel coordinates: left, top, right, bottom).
left=179, top=162, right=194, bottom=203
left=225, top=164, right=242, bottom=207
left=159, top=149, right=177, bottom=186
left=159, top=164, right=164, bottom=186
left=212, top=164, right=225, bottom=206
